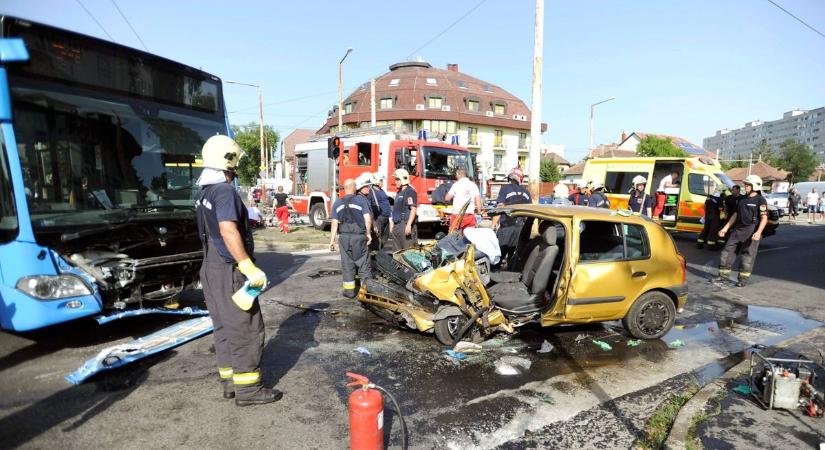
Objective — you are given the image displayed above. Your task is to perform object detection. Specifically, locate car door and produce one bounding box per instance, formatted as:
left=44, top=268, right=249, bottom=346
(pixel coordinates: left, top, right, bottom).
left=564, top=219, right=646, bottom=321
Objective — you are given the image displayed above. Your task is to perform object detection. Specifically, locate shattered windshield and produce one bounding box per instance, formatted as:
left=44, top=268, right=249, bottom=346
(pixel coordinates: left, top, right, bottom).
left=423, top=146, right=473, bottom=180
left=11, top=82, right=225, bottom=228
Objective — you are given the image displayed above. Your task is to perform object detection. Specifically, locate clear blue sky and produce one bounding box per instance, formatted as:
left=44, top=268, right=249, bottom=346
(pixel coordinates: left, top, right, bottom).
left=3, top=0, right=824, bottom=162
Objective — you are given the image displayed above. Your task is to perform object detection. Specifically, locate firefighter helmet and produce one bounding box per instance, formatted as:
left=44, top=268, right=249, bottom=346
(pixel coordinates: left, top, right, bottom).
left=632, top=175, right=648, bottom=186
left=506, top=167, right=524, bottom=183
left=355, top=173, right=374, bottom=190
left=202, top=135, right=243, bottom=171
left=743, top=175, right=763, bottom=191
left=393, top=168, right=410, bottom=186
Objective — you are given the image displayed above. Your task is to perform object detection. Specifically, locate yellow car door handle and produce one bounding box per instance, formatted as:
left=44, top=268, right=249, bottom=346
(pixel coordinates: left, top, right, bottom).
left=632, top=271, right=647, bottom=278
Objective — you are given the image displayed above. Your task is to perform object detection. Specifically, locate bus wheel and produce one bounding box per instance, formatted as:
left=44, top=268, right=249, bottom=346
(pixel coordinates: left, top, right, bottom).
left=309, top=203, right=328, bottom=230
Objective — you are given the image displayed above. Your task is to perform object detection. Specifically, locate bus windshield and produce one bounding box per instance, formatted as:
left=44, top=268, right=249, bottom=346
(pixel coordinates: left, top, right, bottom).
left=10, top=82, right=223, bottom=228
left=422, top=146, right=473, bottom=180
left=0, top=133, right=18, bottom=243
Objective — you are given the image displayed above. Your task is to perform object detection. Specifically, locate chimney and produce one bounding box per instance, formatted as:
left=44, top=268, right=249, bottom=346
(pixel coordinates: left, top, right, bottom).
left=447, top=63, right=459, bottom=73
left=621, top=131, right=627, bottom=142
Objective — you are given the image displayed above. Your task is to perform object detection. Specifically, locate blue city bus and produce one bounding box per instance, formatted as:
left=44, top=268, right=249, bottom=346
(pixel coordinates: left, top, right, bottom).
left=0, top=17, right=231, bottom=331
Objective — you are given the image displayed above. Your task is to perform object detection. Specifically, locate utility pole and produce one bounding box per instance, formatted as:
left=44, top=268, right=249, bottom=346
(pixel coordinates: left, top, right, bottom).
left=370, top=78, right=376, bottom=127
left=226, top=80, right=266, bottom=203
left=338, top=47, right=353, bottom=132
left=588, top=96, right=616, bottom=156
left=528, top=0, right=544, bottom=201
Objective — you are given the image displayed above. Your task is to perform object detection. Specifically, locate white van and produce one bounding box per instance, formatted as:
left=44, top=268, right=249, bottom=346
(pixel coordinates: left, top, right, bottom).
left=792, top=181, right=825, bottom=211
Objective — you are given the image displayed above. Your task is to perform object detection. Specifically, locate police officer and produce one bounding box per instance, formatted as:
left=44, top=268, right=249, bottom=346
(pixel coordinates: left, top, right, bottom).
left=588, top=182, right=611, bottom=209
left=368, top=172, right=392, bottom=251
left=628, top=175, right=653, bottom=217
left=329, top=178, right=373, bottom=298
left=390, top=168, right=418, bottom=250
left=491, top=168, right=531, bottom=267
left=715, top=175, right=768, bottom=287
left=697, top=187, right=724, bottom=249
left=195, top=135, right=281, bottom=406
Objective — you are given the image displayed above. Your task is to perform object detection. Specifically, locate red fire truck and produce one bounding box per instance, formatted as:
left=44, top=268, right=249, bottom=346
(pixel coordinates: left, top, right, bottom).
left=291, top=128, right=474, bottom=229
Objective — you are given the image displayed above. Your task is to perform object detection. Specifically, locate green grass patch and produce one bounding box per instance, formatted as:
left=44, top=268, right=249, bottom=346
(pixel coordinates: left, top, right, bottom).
left=684, top=386, right=727, bottom=450
left=636, top=383, right=700, bottom=450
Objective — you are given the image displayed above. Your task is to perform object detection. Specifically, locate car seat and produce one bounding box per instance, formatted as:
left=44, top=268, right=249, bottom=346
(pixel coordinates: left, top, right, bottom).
left=486, top=225, right=559, bottom=313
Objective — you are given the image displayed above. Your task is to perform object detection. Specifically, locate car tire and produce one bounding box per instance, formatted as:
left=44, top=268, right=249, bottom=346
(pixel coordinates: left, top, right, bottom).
left=434, top=314, right=468, bottom=346
left=622, top=291, right=676, bottom=340
left=309, top=203, right=327, bottom=230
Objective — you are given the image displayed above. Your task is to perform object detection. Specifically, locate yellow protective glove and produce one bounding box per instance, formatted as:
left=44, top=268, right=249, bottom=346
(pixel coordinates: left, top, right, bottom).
left=237, top=258, right=266, bottom=288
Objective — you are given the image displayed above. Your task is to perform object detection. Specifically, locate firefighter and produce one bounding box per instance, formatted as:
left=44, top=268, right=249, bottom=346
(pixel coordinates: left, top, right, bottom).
left=568, top=180, right=589, bottom=206
left=390, top=168, right=418, bottom=250
left=491, top=167, right=531, bottom=267
left=367, top=172, right=392, bottom=251
left=697, top=187, right=724, bottom=249
left=628, top=175, right=653, bottom=217
left=195, top=135, right=281, bottom=406
left=724, top=184, right=742, bottom=219
left=715, top=175, right=768, bottom=287
left=588, top=182, right=611, bottom=209
left=329, top=178, right=373, bottom=298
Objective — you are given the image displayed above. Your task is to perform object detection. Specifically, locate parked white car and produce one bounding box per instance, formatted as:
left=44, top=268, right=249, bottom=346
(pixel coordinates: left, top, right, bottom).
left=763, top=193, right=789, bottom=216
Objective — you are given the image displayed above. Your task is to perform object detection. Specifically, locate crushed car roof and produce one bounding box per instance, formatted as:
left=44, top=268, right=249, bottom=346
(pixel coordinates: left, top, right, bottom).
left=497, top=204, right=656, bottom=224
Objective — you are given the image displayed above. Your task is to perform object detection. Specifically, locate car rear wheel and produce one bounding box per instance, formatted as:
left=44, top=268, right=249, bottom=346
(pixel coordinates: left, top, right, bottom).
left=622, top=291, right=676, bottom=340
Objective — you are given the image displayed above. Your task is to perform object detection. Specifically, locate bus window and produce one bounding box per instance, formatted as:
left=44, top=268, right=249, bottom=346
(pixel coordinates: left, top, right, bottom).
left=0, top=133, right=18, bottom=243
left=605, top=171, right=648, bottom=194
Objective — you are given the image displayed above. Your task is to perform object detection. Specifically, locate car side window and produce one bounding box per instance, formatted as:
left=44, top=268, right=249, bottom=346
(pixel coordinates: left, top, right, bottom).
left=623, top=223, right=649, bottom=259
left=579, top=221, right=649, bottom=262
left=579, top=221, right=624, bottom=261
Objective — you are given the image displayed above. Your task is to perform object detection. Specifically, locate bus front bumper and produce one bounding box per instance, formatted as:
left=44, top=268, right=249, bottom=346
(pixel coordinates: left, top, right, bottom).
left=0, top=284, right=101, bottom=331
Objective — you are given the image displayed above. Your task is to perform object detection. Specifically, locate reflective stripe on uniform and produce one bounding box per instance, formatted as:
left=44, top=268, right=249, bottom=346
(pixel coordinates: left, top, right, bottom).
left=697, top=239, right=705, bottom=243
left=343, top=280, right=356, bottom=289
left=233, top=371, right=261, bottom=385
left=219, top=367, right=234, bottom=379
left=739, top=272, right=751, bottom=278
left=719, top=268, right=731, bottom=275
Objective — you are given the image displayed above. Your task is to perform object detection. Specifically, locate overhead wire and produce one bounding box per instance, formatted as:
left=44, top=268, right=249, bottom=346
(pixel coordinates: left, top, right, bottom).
left=74, top=0, right=116, bottom=42
left=403, top=0, right=489, bottom=61
left=110, top=0, right=149, bottom=51
left=764, top=0, right=825, bottom=40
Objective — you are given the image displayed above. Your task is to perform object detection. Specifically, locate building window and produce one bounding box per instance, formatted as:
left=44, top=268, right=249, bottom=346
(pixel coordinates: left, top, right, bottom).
left=493, top=153, right=504, bottom=171
left=518, top=132, right=527, bottom=149
left=379, top=98, right=393, bottom=109
left=422, top=120, right=456, bottom=134
left=494, top=129, right=504, bottom=147
left=468, top=127, right=478, bottom=146
left=389, top=79, right=400, bottom=87
left=344, top=103, right=354, bottom=114
left=467, top=100, right=480, bottom=112
left=484, top=84, right=493, bottom=93
left=456, top=81, right=467, bottom=89
left=518, top=154, right=527, bottom=169
left=426, top=77, right=437, bottom=86
left=494, top=103, right=506, bottom=115
left=427, top=97, right=443, bottom=109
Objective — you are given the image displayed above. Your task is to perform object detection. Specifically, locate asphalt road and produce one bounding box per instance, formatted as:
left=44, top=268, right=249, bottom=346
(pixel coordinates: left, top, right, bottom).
left=0, top=223, right=823, bottom=449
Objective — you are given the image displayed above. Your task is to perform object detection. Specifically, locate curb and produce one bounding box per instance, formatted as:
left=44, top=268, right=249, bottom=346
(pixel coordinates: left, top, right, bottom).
left=664, top=326, right=825, bottom=450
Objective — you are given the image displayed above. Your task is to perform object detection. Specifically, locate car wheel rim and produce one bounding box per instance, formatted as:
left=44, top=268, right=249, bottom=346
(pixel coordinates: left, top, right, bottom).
left=447, top=316, right=463, bottom=337
left=638, top=300, right=669, bottom=336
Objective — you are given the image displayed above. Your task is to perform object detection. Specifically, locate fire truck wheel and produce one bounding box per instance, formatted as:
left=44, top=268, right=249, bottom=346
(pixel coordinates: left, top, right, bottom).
left=309, top=203, right=328, bottom=230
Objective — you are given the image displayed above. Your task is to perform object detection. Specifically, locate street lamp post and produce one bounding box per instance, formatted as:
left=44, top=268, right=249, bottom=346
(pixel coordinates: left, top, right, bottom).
left=588, top=96, right=616, bottom=155
left=338, top=47, right=353, bottom=132
left=226, top=80, right=267, bottom=207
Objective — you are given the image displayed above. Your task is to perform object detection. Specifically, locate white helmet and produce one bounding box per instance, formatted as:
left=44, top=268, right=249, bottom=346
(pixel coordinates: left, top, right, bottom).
left=372, top=172, right=384, bottom=184
left=355, top=173, right=374, bottom=190
left=632, top=175, right=648, bottom=186
left=592, top=182, right=605, bottom=191
left=393, top=168, right=410, bottom=186
left=553, top=183, right=569, bottom=198
left=743, top=175, right=763, bottom=191
left=202, top=135, right=243, bottom=171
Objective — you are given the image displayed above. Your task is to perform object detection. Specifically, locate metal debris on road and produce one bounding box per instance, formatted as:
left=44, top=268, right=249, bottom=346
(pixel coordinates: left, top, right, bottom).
left=481, top=337, right=509, bottom=348
left=668, top=339, right=686, bottom=349
left=453, top=341, right=483, bottom=353
left=592, top=340, right=613, bottom=351
left=307, top=268, right=342, bottom=279
left=575, top=334, right=588, bottom=343
left=443, top=350, right=467, bottom=360
left=94, top=307, right=209, bottom=325
left=494, top=356, right=533, bottom=376
left=353, top=347, right=371, bottom=356
left=732, top=384, right=752, bottom=396
left=627, top=339, right=642, bottom=347
left=271, top=300, right=349, bottom=316
left=65, top=316, right=214, bottom=385
left=537, top=340, right=554, bottom=353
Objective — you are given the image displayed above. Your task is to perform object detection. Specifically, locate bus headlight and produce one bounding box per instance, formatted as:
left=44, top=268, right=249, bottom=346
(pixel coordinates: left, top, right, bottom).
left=16, top=275, right=92, bottom=300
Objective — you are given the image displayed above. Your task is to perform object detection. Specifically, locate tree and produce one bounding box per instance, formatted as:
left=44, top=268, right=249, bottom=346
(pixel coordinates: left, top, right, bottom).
left=230, top=123, right=280, bottom=186
left=777, top=139, right=818, bottom=182
left=539, top=158, right=561, bottom=182
left=635, top=136, right=689, bottom=158
left=751, top=139, right=779, bottom=166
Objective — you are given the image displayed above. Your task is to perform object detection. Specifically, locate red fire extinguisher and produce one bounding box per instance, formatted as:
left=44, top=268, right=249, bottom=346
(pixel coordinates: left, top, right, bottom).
left=346, top=372, right=407, bottom=450
left=346, top=372, right=384, bottom=450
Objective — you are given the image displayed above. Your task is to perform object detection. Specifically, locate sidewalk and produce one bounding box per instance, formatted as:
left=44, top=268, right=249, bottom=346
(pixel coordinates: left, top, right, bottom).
left=666, top=326, right=825, bottom=450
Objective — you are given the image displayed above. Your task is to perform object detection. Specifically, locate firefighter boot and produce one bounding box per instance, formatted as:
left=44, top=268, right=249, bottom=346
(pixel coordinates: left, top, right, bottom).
left=222, top=379, right=235, bottom=399
left=235, top=384, right=283, bottom=407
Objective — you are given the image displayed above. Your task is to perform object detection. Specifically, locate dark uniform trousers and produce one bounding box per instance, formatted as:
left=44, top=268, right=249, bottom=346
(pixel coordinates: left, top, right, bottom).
left=718, top=224, right=759, bottom=282
left=497, top=217, right=524, bottom=269
left=200, top=247, right=265, bottom=390
left=371, top=215, right=389, bottom=251
left=340, top=232, right=372, bottom=297
left=391, top=222, right=418, bottom=251
left=698, top=201, right=723, bottom=248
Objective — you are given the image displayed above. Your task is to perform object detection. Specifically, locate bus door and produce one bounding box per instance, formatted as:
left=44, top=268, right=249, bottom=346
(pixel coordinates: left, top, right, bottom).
left=651, top=161, right=683, bottom=224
